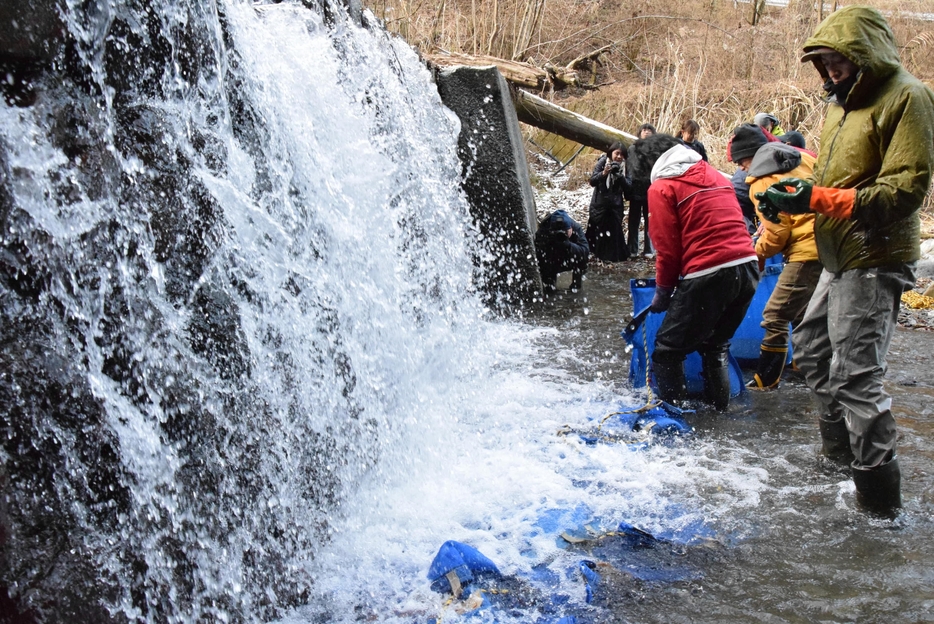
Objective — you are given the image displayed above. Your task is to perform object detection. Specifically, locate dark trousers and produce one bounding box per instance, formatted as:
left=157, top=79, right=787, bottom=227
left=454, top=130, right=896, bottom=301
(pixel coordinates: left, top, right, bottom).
left=538, top=246, right=588, bottom=288
left=653, top=261, right=759, bottom=364
left=627, top=198, right=652, bottom=256
left=792, top=265, right=914, bottom=468
left=586, top=210, right=628, bottom=262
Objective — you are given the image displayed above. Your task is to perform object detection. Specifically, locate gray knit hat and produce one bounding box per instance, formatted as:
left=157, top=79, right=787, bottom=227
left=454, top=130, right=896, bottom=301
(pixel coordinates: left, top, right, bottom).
left=747, top=142, right=802, bottom=178
left=753, top=112, right=779, bottom=128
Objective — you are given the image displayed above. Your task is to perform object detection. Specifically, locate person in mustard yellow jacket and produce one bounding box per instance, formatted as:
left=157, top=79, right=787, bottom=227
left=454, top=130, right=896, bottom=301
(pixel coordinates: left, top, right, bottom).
left=742, top=141, right=820, bottom=389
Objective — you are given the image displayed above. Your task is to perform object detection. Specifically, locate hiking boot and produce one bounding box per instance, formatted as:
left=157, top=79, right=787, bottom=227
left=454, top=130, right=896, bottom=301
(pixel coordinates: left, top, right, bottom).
left=746, top=346, right=787, bottom=390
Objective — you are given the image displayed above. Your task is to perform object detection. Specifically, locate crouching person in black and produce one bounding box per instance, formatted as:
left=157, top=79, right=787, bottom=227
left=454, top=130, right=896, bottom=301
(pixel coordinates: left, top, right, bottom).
left=535, top=210, right=589, bottom=294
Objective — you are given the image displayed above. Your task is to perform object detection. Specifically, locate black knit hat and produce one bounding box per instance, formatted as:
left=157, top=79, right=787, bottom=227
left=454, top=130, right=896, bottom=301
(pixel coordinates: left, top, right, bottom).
left=779, top=130, right=806, bottom=149
left=730, top=123, right=768, bottom=163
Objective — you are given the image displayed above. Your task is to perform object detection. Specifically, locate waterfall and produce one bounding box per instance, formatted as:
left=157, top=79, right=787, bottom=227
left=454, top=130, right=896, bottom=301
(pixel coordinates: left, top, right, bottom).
left=2, top=2, right=776, bottom=623
left=1, top=1, right=492, bottom=620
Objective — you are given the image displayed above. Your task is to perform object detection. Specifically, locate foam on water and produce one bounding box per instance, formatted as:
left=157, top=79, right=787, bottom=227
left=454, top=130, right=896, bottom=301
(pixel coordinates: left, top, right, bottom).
left=297, top=321, right=772, bottom=622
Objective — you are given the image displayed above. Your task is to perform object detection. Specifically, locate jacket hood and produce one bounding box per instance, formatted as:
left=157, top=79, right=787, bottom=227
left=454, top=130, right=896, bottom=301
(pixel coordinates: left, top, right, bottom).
left=747, top=142, right=802, bottom=178
left=802, top=6, right=901, bottom=106
left=651, top=144, right=701, bottom=183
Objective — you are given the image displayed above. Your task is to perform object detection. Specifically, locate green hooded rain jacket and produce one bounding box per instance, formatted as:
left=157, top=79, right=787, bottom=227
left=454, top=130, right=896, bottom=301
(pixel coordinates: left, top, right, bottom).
left=804, top=6, right=934, bottom=272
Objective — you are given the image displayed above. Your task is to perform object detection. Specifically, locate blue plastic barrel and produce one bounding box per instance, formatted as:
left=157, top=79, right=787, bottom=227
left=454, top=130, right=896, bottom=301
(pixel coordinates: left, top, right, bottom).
left=627, top=278, right=745, bottom=397
left=729, top=255, right=792, bottom=364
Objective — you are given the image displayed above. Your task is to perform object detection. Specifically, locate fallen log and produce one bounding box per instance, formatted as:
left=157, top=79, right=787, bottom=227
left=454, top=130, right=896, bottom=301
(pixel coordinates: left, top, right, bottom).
left=424, top=50, right=636, bottom=153
left=425, top=50, right=581, bottom=91
left=511, top=88, right=636, bottom=153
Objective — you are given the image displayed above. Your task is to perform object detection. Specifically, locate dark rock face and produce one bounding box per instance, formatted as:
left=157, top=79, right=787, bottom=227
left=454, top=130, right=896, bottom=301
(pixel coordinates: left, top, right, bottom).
left=1, top=0, right=520, bottom=620
left=0, top=1, right=376, bottom=621
left=434, top=66, right=544, bottom=312
left=0, top=1, right=65, bottom=107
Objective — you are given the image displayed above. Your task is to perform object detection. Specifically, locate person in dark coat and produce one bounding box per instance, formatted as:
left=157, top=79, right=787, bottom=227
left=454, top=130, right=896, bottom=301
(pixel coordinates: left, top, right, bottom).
left=586, top=142, right=631, bottom=262
left=627, top=124, right=656, bottom=256
left=677, top=119, right=708, bottom=162
left=535, top=210, right=589, bottom=293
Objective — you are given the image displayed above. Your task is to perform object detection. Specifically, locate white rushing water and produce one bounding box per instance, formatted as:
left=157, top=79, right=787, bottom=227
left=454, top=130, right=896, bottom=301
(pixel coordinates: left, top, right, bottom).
left=0, top=2, right=771, bottom=623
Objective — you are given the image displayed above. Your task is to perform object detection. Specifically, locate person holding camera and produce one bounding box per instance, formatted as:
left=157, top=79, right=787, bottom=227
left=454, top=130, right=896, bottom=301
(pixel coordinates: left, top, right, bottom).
left=585, top=142, right=631, bottom=262
left=535, top=210, right=589, bottom=293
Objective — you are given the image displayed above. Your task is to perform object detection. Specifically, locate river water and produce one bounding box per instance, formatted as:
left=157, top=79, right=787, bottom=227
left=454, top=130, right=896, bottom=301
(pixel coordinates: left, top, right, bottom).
left=528, top=268, right=934, bottom=624
left=292, top=266, right=934, bottom=624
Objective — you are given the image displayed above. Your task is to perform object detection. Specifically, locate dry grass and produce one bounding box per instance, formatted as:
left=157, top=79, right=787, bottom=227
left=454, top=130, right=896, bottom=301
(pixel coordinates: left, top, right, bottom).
left=366, top=0, right=934, bottom=216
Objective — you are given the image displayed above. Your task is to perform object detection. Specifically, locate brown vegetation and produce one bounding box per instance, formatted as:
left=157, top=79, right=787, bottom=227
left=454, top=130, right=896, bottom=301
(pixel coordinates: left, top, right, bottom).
left=366, top=0, right=934, bottom=213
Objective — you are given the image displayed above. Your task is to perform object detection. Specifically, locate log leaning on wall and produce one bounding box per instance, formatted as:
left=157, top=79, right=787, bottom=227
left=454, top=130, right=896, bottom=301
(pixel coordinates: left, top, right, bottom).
left=511, top=88, right=636, bottom=154
left=424, top=52, right=635, bottom=154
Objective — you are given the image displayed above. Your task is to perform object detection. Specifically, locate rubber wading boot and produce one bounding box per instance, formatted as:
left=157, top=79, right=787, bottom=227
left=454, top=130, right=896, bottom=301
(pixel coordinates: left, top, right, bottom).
left=701, top=350, right=731, bottom=411
left=818, top=415, right=855, bottom=466
left=746, top=346, right=787, bottom=390
left=651, top=357, right=686, bottom=404
left=852, top=458, right=902, bottom=517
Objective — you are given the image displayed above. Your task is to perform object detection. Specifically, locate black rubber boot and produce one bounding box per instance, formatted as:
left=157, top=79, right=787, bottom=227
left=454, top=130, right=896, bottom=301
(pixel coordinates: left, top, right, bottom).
left=651, top=356, right=686, bottom=404
left=701, top=349, right=731, bottom=411
left=818, top=414, right=855, bottom=465
left=541, top=276, right=557, bottom=295
left=570, top=271, right=583, bottom=292
left=852, top=458, right=902, bottom=518
left=746, top=346, right=787, bottom=390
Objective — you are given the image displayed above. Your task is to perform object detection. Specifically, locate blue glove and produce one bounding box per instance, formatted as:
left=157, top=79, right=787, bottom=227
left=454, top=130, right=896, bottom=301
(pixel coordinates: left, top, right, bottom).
left=650, top=286, right=674, bottom=312
left=754, top=178, right=813, bottom=224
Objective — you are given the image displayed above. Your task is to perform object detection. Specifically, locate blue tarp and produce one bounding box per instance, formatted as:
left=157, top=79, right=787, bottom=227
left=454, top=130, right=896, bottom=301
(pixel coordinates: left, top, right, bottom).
left=555, top=400, right=692, bottom=448
left=426, top=510, right=716, bottom=622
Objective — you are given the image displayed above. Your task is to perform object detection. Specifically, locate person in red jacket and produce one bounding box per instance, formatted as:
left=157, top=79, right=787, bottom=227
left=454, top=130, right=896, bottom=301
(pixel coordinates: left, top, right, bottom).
left=627, top=134, right=759, bottom=409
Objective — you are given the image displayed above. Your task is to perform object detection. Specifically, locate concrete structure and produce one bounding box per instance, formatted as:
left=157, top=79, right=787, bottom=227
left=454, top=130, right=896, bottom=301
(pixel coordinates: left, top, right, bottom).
left=434, top=65, right=543, bottom=313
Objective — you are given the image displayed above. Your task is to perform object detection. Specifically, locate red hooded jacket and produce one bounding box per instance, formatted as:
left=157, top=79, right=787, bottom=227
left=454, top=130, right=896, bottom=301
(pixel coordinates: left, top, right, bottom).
left=648, top=145, right=757, bottom=289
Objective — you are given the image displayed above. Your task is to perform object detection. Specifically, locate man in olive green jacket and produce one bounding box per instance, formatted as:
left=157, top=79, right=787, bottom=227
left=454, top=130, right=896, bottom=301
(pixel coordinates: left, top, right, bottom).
left=756, top=6, right=934, bottom=515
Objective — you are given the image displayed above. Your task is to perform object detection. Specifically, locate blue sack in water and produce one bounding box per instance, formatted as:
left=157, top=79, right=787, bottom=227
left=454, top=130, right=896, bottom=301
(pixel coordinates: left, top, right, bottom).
left=631, top=402, right=692, bottom=436
left=427, top=541, right=501, bottom=595
left=426, top=542, right=582, bottom=624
